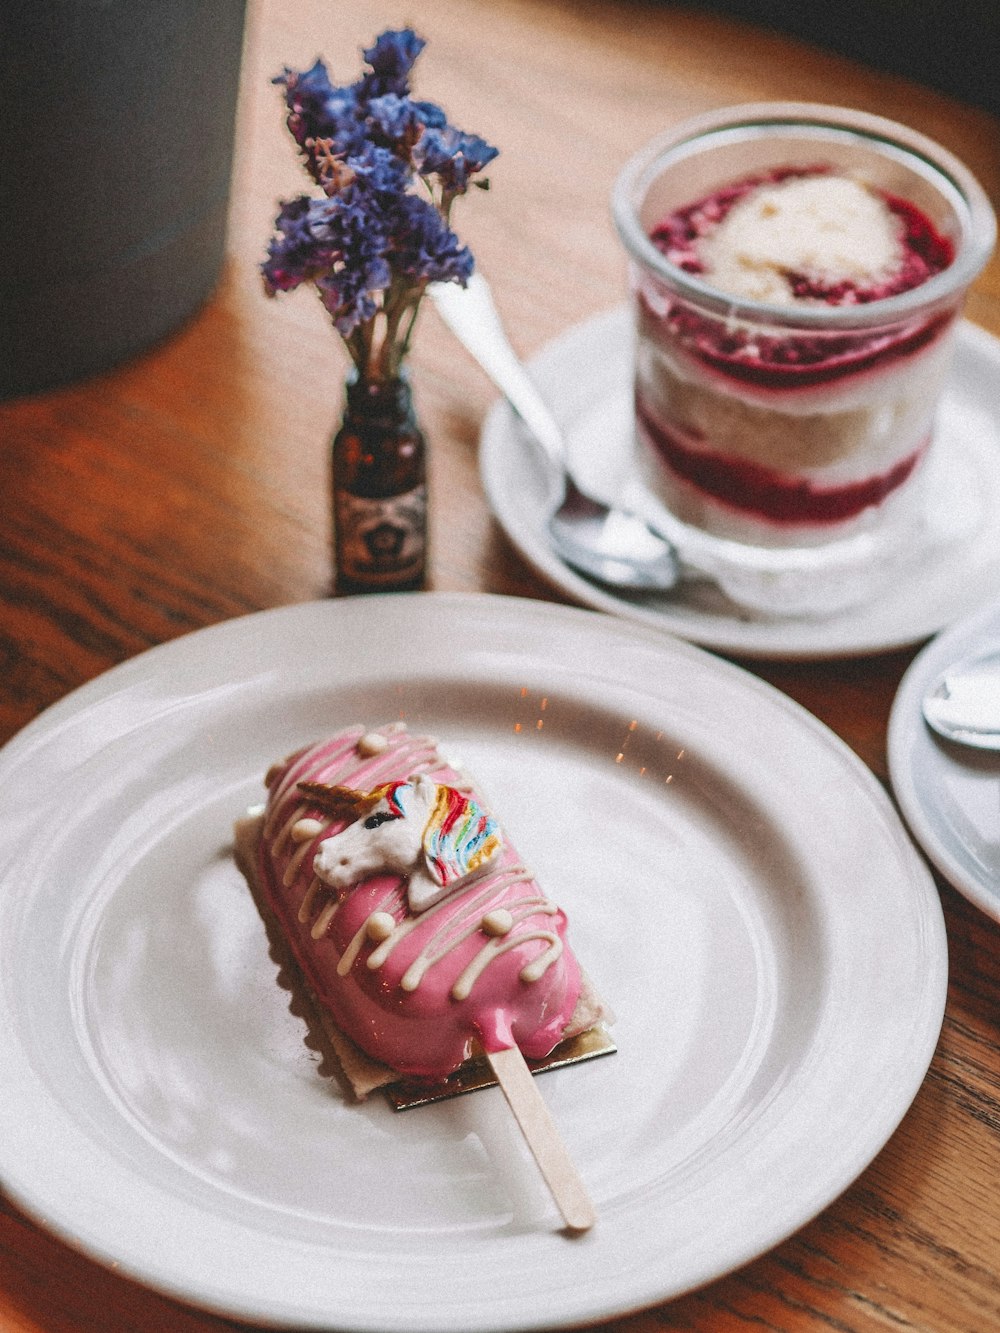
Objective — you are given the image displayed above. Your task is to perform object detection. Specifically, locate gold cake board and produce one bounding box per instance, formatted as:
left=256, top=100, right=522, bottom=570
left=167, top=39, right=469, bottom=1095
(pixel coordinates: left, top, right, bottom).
left=385, top=1027, right=617, bottom=1110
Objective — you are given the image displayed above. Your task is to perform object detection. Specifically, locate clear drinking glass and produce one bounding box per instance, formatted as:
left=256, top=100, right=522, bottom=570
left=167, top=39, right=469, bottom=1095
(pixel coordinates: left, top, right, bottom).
left=612, top=103, right=995, bottom=616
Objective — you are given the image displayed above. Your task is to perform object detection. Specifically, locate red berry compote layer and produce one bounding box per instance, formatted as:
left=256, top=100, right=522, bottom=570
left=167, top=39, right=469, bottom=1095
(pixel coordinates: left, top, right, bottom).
left=634, top=167, right=957, bottom=547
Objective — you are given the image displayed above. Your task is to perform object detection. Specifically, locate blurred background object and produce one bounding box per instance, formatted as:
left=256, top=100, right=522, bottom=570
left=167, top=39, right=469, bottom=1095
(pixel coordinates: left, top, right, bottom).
left=0, top=0, right=248, bottom=398
left=694, top=0, right=998, bottom=117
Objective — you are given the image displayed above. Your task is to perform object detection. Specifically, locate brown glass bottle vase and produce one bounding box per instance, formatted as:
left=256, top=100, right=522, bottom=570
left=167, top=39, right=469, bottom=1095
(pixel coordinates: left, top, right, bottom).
left=332, top=372, right=427, bottom=594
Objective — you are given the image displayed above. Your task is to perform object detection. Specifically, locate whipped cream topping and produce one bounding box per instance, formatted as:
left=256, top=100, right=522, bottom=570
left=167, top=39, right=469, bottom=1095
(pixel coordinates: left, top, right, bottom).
left=697, top=174, right=904, bottom=305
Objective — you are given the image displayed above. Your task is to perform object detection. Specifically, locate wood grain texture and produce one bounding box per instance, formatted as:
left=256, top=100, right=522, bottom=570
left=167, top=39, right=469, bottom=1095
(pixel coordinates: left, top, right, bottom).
left=1, top=0, right=998, bottom=1328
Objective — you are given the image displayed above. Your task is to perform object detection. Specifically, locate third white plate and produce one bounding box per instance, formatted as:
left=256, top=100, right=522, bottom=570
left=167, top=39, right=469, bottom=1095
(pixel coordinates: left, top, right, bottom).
left=889, top=596, right=1000, bottom=921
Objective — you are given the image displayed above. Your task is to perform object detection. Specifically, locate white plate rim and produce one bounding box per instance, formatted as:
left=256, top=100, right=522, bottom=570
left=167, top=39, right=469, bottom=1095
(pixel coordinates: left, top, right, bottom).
left=0, top=592, right=948, bottom=1330
left=480, top=311, right=1000, bottom=660
left=888, top=595, right=1000, bottom=921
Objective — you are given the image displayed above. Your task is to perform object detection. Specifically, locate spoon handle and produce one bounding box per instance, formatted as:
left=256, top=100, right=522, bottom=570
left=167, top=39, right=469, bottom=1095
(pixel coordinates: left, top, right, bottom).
left=429, top=273, right=567, bottom=473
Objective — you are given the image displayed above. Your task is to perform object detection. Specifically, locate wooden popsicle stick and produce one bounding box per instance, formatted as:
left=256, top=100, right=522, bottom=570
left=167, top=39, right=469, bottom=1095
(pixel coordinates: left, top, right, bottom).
left=485, top=1044, right=596, bottom=1233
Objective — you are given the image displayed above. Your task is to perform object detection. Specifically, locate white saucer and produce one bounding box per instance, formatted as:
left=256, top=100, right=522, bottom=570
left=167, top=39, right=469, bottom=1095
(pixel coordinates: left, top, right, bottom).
left=0, top=595, right=946, bottom=1330
left=888, top=596, right=1000, bottom=922
left=481, top=311, right=1000, bottom=659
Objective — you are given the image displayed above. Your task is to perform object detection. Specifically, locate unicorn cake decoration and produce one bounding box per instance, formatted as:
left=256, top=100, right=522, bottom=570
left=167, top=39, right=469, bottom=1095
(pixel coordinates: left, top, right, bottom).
left=302, top=773, right=503, bottom=912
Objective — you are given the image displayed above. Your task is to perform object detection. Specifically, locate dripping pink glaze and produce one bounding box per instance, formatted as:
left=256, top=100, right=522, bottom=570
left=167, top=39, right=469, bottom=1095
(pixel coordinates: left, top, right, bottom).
left=255, top=725, right=583, bottom=1081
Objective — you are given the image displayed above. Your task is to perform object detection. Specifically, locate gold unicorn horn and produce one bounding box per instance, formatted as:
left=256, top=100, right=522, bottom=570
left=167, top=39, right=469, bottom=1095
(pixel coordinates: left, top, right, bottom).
left=296, top=781, right=390, bottom=819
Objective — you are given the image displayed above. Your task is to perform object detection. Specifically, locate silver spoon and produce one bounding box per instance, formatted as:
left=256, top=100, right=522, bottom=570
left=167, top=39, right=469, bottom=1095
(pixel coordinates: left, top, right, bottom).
left=429, top=274, right=682, bottom=593
left=922, top=647, right=1000, bottom=750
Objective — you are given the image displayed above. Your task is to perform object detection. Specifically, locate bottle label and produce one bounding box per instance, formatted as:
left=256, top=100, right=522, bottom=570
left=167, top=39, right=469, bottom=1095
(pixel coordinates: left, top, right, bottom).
left=335, top=485, right=427, bottom=588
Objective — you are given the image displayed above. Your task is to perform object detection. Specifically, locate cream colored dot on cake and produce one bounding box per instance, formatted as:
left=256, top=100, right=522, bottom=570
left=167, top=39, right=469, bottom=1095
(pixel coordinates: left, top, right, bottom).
left=481, top=908, right=514, bottom=936
left=366, top=911, right=397, bottom=942
left=291, top=817, right=324, bottom=842
left=357, top=731, right=389, bottom=756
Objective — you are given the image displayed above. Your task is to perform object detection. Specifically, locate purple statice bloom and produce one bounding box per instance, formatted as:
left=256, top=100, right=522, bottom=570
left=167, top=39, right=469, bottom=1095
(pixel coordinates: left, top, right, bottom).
left=389, top=194, right=474, bottom=285
left=349, top=142, right=412, bottom=195
left=262, top=28, right=498, bottom=358
left=275, top=60, right=366, bottom=164
left=262, top=145, right=416, bottom=335
left=366, top=93, right=422, bottom=142
left=317, top=271, right=379, bottom=335
left=309, top=193, right=394, bottom=334
left=414, top=125, right=499, bottom=193
left=366, top=93, right=448, bottom=153
left=360, top=29, right=425, bottom=97
left=261, top=196, right=340, bottom=293
left=411, top=100, right=448, bottom=130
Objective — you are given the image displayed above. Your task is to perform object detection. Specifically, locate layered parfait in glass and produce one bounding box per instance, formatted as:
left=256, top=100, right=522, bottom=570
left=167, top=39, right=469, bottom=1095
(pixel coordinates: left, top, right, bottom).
left=613, top=104, right=995, bottom=615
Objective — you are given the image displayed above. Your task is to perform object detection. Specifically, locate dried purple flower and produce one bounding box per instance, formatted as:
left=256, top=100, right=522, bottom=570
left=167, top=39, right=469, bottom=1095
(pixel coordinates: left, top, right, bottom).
left=275, top=60, right=365, bottom=171
left=360, top=29, right=425, bottom=97
left=391, top=195, right=475, bottom=284
left=414, top=125, right=499, bottom=195
left=262, top=27, right=497, bottom=379
left=262, top=197, right=338, bottom=293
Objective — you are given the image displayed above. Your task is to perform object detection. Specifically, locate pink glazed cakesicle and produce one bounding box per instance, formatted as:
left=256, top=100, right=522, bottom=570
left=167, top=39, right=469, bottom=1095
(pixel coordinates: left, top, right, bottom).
left=235, top=721, right=612, bottom=1231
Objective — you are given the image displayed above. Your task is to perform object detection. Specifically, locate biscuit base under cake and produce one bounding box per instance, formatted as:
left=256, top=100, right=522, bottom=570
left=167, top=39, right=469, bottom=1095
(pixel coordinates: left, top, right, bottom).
left=234, top=812, right=608, bottom=1102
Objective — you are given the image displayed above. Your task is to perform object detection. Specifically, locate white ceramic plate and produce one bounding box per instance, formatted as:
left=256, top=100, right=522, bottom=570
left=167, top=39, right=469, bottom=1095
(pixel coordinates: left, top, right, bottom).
left=889, top=597, right=1000, bottom=922
left=0, top=594, right=946, bottom=1330
left=481, top=312, right=1000, bottom=659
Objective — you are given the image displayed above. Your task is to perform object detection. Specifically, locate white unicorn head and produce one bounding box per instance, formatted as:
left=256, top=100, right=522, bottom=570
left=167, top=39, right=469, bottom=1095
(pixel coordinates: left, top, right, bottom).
left=305, top=773, right=502, bottom=912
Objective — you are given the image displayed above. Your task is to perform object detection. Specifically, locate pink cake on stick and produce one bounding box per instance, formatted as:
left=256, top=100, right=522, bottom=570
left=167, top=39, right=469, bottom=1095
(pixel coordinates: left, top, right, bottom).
left=236, top=721, right=610, bottom=1230
left=235, top=721, right=608, bottom=1095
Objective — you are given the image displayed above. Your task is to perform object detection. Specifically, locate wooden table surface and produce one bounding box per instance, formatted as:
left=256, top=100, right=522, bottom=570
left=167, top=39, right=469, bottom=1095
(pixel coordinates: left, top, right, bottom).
left=2, top=1, right=999, bottom=1329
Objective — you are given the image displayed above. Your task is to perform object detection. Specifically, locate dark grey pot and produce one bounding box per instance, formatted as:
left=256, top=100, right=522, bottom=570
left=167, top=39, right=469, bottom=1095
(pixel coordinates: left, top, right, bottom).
left=0, top=0, right=248, bottom=398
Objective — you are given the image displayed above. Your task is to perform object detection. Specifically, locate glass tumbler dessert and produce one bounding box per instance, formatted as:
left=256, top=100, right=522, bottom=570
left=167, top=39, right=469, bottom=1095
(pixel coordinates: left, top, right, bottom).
left=612, top=103, right=995, bottom=616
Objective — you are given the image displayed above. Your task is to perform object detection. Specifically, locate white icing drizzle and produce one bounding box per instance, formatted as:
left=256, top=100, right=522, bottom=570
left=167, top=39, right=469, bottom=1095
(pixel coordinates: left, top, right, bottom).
left=283, top=833, right=317, bottom=887
left=451, top=929, right=562, bottom=1001
left=264, top=731, right=362, bottom=840
left=335, top=889, right=399, bottom=973
left=377, top=873, right=556, bottom=996
left=273, top=806, right=306, bottom=859
left=347, top=739, right=442, bottom=790
left=336, top=920, right=369, bottom=976
left=291, top=817, right=324, bottom=842
left=298, top=876, right=324, bottom=924
left=518, top=937, right=563, bottom=983
left=311, top=897, right=339, bottom=940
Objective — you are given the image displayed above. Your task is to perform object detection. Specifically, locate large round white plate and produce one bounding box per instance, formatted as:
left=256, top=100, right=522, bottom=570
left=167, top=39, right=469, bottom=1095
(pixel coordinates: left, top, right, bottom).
left=888, top=596, right=1000, bottom=922
left=0, top=594, right=946, bottom=1330
left=481, top=312, right=1000, bottom=659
